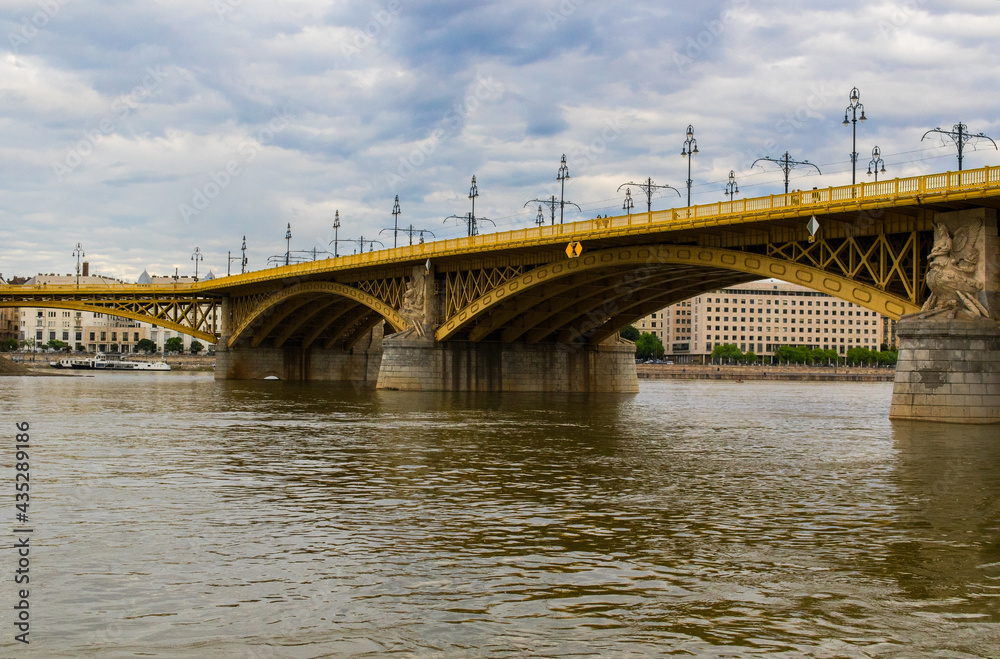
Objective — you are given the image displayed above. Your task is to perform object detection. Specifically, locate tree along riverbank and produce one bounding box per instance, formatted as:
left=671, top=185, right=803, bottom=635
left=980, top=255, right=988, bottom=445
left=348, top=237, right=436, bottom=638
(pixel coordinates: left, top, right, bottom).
left=637, top=363, right=895, bottom=382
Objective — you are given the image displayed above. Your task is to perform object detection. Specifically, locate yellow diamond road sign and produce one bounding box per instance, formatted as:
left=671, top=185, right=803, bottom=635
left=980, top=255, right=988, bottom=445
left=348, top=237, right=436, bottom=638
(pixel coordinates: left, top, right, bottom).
left=565, top=241, right=583, bottom=258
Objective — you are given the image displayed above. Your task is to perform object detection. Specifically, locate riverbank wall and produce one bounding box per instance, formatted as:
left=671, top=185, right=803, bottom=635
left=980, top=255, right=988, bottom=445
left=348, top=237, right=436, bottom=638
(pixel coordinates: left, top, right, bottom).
left=637, top=363, right=895, bottom=382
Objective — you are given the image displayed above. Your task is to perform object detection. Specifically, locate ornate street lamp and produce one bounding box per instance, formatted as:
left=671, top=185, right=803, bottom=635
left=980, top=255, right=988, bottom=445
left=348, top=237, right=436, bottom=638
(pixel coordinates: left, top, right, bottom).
left=468, top=175, right=479, bottom=229
left=867, top=146, right=886, bottom=182
left=191, top=247, right=203, bottom=281
left=444, top=175, right=494, bottom=237
left=72, top=242, right=84, bottom=288
left=752, top=152, right=821, bottom=194
left=557, top=154, right=571, bottom=224
left=922, top=122, right=997, bottom=172
left=284, top=223, right=292, bottom=266
left=391, top=195, right=401, bottom=247
left=680, top=125, right=698, bottom=206
left=357, top=235, right=384, bottom=253
left=332, top=210, right=341, bottom=257
left=227, top=236, right=247, bottom=276
left=843, top=87, right=867, bottom=184
left=724, top=170, right=739, bottom=200
left=535, top=205, right=545, bottom=227
left=622, top=188, right=634, bottom=216
left=524, top=194, right=580, bottom=226
left=616, top=177, right=680, bottom=213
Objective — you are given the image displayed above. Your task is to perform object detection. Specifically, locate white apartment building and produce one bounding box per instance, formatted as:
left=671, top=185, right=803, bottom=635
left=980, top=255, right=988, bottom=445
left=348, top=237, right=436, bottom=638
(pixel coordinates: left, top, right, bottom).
left=16, top=272, right=213, bottom=354
left=634, top=280, right=897, bottom=363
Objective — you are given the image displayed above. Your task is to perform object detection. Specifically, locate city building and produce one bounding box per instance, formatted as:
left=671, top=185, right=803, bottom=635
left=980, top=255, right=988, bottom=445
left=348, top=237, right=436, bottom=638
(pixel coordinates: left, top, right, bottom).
left=633, top=280, right=896, bottom=363
left=0, top=274, right=17, bottom=344
left=13, top=270, right=213, bottom=354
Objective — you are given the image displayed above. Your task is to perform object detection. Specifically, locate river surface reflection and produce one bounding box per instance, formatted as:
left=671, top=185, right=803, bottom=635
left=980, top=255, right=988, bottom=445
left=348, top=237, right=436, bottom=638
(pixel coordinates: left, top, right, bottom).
left=1, top=374, right=997, bottom=657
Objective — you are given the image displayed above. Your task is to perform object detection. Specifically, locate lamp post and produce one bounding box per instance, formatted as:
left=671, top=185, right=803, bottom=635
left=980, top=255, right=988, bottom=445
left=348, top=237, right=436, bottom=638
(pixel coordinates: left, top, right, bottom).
left=922, top=122, right=997, bottom=172
left=523, top=194, right=580, bottom=226
left=680, top=125, right=698, bottom=206
left=468, top=175, right=478, bottom=232
left=332, top=210, right=341, bottom=257
left=867, top=146, right=886, bottom=182
left=843, top=87, right=867, bottom=185
left=622, top=188, right=634, bottom=217
left=535, top=205, right=545, bottom=226
left=557, top=154, right=570, bottom=224
left=616, top=177, right=680, bottom=213
left=228, top=237, right=248, bottom=276
left=724, top=170, right=739, bottom=200
left=284, top=223, right=292, bottom=266
left=391, top=195, right=401, bottom=248
left=191, top=247, right=203, bottom=282
left=751, top=152, right=821, bottom=194
left=72, top=242, right=84, bottom=288
left=444, top=213, right=494, bottom=237
left=444, top=176, right=494, bottom=237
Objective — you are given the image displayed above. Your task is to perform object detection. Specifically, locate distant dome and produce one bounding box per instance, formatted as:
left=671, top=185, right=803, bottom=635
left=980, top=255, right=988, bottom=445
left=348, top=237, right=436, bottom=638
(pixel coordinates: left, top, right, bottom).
left=137, top=269, right=153, bottom=284
left=203, top=270, right=216, bottom=280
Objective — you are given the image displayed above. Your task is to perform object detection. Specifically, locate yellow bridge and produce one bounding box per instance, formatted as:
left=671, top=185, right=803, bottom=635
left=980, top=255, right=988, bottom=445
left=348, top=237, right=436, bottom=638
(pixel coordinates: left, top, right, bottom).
left=2, top=165, right=999, bottom=407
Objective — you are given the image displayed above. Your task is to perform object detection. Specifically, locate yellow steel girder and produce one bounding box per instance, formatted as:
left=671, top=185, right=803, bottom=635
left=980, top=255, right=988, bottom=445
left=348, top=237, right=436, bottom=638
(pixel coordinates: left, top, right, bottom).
left=175, top=164, right=1000, bottom=290
left=435, top=244, right=920, bottom=342
left=766, top=230, right=925, bottom=304
left=0, top=299, right=218, bottom=343
left=228, top=281, right=407, bottom=347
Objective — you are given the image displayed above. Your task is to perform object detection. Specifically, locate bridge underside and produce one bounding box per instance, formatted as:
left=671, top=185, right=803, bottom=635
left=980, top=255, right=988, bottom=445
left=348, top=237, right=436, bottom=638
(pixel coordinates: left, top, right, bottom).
left=4, top=170, right=996, bottom=418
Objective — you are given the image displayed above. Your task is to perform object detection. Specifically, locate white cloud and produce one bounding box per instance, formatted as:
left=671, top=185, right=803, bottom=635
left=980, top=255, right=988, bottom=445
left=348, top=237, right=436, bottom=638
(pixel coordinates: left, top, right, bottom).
left=1, top=0, right=998, bottom=279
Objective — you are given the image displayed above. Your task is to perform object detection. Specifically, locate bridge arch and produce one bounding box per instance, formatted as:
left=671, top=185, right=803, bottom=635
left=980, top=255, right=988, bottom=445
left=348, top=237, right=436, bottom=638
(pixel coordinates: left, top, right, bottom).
left=228, top=281, right=407, bottom=348
left=435, top=244, right=920, bottom=343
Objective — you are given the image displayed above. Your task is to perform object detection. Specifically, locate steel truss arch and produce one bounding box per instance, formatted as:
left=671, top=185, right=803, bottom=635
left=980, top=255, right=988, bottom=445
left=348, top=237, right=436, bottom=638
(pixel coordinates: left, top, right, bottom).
left=0, top=299, right=218, bottom=343
left=228, top=281, right=407, bottom=348
left=435, top=244, right=920, bottom=342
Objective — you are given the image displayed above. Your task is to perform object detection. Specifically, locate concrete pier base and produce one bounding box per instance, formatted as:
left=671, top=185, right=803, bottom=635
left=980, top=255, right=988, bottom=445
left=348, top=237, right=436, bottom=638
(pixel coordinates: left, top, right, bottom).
left=214, top=327, right=382, bottom=382
left=376, top=337, right=639, bottom=393
left=889, top=318, right=1000, bottom=424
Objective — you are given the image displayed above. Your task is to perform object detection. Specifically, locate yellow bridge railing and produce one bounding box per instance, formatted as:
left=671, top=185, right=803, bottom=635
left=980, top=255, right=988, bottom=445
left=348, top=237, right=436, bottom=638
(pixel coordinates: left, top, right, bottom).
left=3, top=164, right=1000, bottom=296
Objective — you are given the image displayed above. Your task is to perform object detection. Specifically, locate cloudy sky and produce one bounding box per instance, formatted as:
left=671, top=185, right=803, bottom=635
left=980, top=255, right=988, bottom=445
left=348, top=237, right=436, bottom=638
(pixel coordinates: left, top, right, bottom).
left=1, top=0, right=998, bottom=281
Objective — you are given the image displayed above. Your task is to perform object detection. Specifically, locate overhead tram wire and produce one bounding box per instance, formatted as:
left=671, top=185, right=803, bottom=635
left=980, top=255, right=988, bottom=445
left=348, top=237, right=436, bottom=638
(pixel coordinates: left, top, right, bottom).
left=421, top=142, right=998, bottom=237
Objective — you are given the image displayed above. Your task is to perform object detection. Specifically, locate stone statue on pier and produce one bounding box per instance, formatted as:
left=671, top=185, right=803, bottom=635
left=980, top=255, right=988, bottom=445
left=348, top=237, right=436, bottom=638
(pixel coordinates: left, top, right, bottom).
left=398, top=267, right=430, bottom=338
left=916, top=220, right=992, bottom=320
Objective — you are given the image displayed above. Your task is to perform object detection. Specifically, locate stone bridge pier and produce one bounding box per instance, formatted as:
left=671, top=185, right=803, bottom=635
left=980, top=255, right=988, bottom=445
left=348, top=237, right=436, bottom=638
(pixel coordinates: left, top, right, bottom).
left=214, top=295, right=383, bottom=383
left=890, top=209, right=1000, bottom=424
left=375, top=263, right=639, bottom=393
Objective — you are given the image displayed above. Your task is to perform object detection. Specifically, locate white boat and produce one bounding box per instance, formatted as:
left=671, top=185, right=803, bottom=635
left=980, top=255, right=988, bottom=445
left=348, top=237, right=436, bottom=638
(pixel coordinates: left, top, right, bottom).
left=52, top=353, right=170, bottom=371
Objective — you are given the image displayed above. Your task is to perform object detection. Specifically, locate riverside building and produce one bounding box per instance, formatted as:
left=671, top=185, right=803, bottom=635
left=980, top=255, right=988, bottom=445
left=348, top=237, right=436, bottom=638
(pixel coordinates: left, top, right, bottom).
left=14, top=270, right=213, bottom=354
left=633, top=280, right=896, bottom=363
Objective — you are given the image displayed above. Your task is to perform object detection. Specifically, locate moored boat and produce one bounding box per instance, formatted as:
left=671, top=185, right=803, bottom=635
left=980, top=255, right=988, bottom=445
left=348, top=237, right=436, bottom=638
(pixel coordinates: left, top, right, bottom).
left=51, top=352, right=171, bottom=371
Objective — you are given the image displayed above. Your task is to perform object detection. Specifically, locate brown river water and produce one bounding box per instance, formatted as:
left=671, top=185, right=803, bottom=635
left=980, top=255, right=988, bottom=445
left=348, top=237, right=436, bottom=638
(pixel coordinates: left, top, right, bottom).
left=1, top=373, right=997, bottom=657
